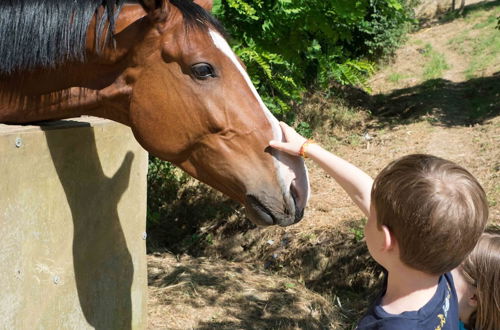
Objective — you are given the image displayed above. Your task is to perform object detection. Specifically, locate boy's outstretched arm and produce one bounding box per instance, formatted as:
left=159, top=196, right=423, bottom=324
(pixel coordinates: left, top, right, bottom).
left=269, top=122, right=373, bottom=218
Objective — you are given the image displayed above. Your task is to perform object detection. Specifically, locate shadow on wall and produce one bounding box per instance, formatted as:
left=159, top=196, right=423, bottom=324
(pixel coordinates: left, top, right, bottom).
left=44, top=122, right=134, bottom=330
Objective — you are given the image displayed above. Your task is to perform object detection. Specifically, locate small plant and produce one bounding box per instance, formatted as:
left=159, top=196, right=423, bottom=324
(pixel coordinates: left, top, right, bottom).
left=302, top=232, right=317, bottom=242
left=205, top=233, right=214, bottom=245
left=422, top=44, right=450, bottom=80
left=351, top=218, right=367, bottom=242
left=346, top=134, right=362, bottom=146
left=296, top=121, right=313, bottom=139
left=387, top=72, right=407, bottom=83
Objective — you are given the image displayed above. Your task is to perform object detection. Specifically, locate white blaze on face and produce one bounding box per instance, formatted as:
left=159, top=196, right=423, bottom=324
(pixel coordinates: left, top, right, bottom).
left=208, top=30, right=310, bottom=207
left=208, top=30, right=282, bottom=140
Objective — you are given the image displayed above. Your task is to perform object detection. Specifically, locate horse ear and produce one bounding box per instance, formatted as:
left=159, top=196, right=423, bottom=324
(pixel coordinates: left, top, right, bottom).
left=140, top=0, right=168, bottom=22
left=194, top=0, right=213, bottom=12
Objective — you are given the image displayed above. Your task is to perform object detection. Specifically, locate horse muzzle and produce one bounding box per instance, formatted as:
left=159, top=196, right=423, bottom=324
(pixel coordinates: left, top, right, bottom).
left=244, top=181, right=305, bottom=226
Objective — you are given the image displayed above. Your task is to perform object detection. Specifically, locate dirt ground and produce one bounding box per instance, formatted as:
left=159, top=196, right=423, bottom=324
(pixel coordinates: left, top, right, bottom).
left=147, top=3, right=499, bottom=329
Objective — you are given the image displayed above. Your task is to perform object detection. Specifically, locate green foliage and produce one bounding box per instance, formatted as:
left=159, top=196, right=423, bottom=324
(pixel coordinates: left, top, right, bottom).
left=212, top=0, right=416, bottom=114
left=147, top=156, right=188, bottom=225
left=295, top=121, right=313, bottom=138
left=350, top=218, right=367, bottom=242
left=356, top=0, right=418, bottom=59
left=181, top=233, right=215, bottom=250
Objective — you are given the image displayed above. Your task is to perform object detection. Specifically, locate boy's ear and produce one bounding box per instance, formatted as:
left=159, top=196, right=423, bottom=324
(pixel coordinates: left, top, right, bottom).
left=381, top=225, right=397, bottom=251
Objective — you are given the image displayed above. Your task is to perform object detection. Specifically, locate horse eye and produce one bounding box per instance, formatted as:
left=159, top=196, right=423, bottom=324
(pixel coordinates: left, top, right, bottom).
left=192, top=63, right=216, bottom=80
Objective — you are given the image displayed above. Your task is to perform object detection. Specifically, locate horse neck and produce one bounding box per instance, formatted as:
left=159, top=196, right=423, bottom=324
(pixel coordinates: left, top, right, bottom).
left=0, top=4, right=149, bottom=126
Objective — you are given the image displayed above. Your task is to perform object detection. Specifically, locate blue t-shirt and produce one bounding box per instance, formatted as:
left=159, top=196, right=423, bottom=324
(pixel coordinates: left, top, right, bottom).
left=356, top=272, right=459, bottom=329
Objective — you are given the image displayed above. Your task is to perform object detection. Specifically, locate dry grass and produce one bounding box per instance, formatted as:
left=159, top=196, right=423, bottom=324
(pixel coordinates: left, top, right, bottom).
left=148, top=254, right=339, bottom=329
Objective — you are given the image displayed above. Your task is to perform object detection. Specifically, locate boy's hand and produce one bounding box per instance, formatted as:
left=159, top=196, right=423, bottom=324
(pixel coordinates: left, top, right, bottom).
left=269, top=121, right=307, bottom=156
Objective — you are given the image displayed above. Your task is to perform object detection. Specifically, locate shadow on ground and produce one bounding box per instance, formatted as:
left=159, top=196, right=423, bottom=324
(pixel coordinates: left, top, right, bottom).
left=341, top=72, right=500, bottom=127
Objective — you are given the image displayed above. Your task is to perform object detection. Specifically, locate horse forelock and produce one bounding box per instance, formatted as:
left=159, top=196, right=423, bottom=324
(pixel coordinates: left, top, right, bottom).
left=168, top=0, right=226, bottom=37
left=0, top=0, right=225, bottom=75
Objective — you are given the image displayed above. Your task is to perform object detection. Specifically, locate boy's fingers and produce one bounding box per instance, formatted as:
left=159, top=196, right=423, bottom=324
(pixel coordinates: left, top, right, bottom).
left=279, top=122, right=294, bottom=141
left=269, top=140, right=283, bottom=148
left=269, top=140, right=292, bottom=153
left=269, top=140, right=299, bottom=156
left=278, top=122, right=288, bottom=137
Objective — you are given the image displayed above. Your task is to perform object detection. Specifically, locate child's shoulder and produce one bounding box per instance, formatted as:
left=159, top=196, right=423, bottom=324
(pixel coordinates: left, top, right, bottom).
left=357, top=273, right=459, bottom=330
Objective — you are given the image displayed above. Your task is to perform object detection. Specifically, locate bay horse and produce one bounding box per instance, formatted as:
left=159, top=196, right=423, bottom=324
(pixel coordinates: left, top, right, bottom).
left=0, top=0, right=309, bottom=226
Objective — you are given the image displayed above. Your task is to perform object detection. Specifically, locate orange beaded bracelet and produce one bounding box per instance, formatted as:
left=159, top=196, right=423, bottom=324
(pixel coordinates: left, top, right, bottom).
left=298, top=139, right=315, bottom=158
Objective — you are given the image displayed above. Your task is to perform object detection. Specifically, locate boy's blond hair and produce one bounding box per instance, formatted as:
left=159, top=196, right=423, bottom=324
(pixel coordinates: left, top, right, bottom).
left=461, top=230, right=500, bottom=330
left=371, top=154, right=488, bottom=275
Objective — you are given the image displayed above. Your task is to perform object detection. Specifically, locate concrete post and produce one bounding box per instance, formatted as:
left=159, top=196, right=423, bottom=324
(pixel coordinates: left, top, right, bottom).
left=0, top=117, right=148, bottom=329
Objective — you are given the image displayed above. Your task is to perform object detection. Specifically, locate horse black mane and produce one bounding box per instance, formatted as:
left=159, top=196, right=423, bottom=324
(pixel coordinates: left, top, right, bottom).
left=0, top=0, right=225, bottom=74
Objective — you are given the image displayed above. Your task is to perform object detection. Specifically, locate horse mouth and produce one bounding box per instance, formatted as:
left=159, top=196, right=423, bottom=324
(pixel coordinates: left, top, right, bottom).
left=245, top=195, right=276, bottom=226
left=245, top=192, right=302, bottom=227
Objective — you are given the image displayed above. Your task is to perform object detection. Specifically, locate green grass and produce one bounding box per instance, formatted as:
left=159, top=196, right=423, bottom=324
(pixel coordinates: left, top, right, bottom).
left=442, top=4, right=500, bottom=79
left=464, top=16, right=500, bottom=79
left=472, top=13, right=498, bottom=29
left=447, top=31, right=472, bottom=55
left=422, top=44, right=450, bottom=80
left=412, top=39, right=425, bottom=46
left=387, top=72, right=409, bottom=83
left=447, top=6, right=500, bottom=79
left=346, top=134, right=363, bottom=146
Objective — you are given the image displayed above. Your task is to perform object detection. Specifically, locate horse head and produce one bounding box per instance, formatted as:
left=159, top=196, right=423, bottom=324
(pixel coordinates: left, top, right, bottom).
left=125, top=0, right=309, bottom=226
left=0, top=0, right=310, bottom=227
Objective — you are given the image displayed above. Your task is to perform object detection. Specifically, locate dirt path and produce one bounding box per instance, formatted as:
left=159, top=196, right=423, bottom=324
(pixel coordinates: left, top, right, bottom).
left=370, top=0, right=500, bottom=94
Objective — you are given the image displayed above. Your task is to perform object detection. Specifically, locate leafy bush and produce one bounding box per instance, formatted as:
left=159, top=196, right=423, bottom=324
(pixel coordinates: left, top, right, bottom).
left=355, top=0, right=418, bottom=59
left=212, top=0, right=417, bottom=114
left=147, top=156, right=188, bottom=227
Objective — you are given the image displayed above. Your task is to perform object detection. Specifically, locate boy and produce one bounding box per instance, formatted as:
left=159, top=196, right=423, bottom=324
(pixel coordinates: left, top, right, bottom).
left=269, top=122, right=489, bottom=329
